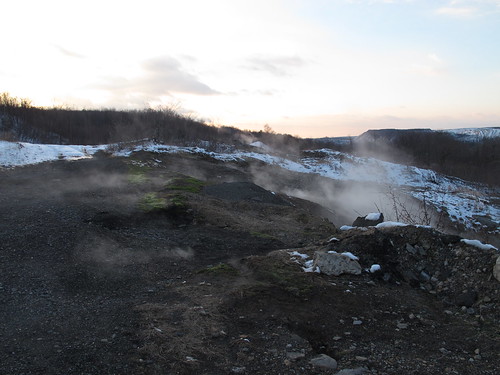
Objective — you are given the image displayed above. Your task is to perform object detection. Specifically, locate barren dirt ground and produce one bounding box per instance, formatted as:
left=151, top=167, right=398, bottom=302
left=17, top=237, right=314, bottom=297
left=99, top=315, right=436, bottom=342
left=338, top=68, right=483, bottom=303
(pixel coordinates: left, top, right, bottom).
left=1, top=153, right=498, bottom=374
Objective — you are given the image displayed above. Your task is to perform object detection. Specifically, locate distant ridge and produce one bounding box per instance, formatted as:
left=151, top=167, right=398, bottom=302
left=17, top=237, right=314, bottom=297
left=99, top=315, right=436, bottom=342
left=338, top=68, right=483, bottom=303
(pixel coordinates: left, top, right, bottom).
left=440, top=127, right=500, bottom=142
left=352, top=127, right=500, bottom=143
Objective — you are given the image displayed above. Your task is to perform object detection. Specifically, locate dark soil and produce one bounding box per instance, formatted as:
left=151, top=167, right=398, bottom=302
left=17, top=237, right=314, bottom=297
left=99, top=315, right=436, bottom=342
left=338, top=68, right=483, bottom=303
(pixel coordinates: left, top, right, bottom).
left=0, top=152, right=498, bottom=375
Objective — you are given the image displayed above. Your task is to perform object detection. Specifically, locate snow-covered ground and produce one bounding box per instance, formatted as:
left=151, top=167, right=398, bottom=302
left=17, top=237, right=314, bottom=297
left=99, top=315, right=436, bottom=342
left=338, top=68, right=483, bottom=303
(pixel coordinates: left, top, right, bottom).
left=1, top=140, right=498, bottom=233
left=0, top=140, right=106, bottom=166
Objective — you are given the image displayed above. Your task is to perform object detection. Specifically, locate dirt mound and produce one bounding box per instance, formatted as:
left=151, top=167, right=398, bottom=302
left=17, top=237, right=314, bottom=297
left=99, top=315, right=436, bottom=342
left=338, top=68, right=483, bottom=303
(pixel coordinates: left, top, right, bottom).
left=203, top=181, right=292, bottom=205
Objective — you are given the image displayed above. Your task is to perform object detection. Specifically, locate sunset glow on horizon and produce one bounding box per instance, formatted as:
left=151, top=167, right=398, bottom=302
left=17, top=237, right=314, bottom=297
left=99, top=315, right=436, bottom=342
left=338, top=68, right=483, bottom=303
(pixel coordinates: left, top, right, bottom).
left=2, top=0, right=500, bottom=137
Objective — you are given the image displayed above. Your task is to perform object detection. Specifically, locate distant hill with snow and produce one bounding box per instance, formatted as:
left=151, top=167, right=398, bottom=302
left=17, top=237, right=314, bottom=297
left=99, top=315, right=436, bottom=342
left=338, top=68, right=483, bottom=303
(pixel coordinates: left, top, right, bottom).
left=346, top=127, right=500, bottom=186
left=440, top=127, right=500, bottom=142
left=353, top=127, right=500, bottom=144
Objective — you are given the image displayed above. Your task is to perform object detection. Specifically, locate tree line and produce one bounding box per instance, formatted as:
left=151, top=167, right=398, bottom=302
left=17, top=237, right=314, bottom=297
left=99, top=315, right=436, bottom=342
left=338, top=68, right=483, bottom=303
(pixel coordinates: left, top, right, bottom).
left=1, top=92, right=498, bottom=185
left=0, top=93, right=305, bottom=152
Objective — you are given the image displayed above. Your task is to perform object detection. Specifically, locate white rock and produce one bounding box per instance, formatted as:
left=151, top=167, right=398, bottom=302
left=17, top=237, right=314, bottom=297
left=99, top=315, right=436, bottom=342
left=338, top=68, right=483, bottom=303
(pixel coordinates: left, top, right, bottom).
left=313, top=252, right=362, bottom=276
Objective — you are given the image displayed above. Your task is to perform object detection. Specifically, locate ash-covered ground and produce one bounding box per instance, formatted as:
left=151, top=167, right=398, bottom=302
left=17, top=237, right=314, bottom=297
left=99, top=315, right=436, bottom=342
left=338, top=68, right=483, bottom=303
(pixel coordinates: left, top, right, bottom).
left=1, top=151, right=498, bottom=375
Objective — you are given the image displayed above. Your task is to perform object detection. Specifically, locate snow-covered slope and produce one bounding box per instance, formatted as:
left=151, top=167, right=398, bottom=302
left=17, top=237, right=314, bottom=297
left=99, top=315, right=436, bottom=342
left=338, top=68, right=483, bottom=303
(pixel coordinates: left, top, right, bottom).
left=0, top=140, right=105, bottom=166
left=1, top=140, right=498, bottom=233
left=441, top=127, right=500, bottom=142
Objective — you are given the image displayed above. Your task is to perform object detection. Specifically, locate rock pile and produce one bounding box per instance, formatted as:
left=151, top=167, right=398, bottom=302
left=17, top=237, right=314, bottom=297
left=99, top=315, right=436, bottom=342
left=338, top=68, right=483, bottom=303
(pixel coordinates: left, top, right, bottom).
left=320, top=225, right=499, bottom=319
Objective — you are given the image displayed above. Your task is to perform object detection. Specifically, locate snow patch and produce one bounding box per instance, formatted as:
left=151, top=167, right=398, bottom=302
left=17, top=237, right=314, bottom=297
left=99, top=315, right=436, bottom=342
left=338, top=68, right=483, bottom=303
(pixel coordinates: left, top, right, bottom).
left=340, top=225, right=355, bottom=231
left=375, top=221, right=408, bottom=229
left=0, top=140, right=105, bottom=167
left=460, top=239, right=498, bottom=251
left=341, top=252, right=359, bottom=261
left=289, top=251, right=309, bottom=259
left=365, top=212, right=382, bottom=221
left=370, top=264, right=381, bottom=273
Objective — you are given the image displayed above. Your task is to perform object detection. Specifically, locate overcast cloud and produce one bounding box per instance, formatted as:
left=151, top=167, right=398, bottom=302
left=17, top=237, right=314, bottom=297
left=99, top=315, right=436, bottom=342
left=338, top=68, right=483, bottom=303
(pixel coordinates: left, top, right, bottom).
left=93, top=56, right=219, bottom=105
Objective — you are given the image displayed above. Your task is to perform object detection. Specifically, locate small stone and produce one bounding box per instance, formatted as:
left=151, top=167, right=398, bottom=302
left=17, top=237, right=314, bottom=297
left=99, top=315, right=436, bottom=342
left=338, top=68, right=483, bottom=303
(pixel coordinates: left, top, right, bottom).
left=454, top=290, right=478, bottom=308
left=231, top=366, right=246, bottom=373
left=353, top=320, right=363, bottom=325
left=419, top=271, right=431, bottom=282
left=310, top=354, right=338, bottom=370
left=474, top=348, right=480, bottom=354
left=335, top=368, right=367, bottom=375
left=286, top=351, right=305, bottom=361
left=397, top=322, right=408, bottom=329
left=406, top=243, right=417, bottom=254
left=355, top=356, right=368, bottom=361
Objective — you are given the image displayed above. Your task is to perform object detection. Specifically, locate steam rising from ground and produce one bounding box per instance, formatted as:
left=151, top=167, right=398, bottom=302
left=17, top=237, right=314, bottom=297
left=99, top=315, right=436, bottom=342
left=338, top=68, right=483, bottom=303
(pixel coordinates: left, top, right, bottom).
left=250, top=156, right=442, bottom=228
left=77, top=235, right=194, bottom=269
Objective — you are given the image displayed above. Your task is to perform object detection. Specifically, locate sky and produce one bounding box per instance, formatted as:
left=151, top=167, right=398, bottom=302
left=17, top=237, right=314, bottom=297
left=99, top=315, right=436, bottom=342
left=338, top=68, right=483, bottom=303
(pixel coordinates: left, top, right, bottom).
left=1, top=0, right=500, bottom=137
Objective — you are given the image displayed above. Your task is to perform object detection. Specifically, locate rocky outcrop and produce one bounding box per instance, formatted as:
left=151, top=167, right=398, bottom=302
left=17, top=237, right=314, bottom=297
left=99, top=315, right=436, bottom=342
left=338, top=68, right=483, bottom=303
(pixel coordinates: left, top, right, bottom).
left=316, top=225, right=499, bottom=315
left=352, top=212, right=384, bottom=227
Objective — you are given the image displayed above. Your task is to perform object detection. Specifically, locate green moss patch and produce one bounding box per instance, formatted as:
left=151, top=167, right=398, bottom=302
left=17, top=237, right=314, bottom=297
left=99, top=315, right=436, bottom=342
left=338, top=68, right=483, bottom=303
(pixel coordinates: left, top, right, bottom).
left=139, top=192, right=168, bottom=212
left=128, top=163, right=151, bottom=184
left=165, top=175, right=205, bottom=193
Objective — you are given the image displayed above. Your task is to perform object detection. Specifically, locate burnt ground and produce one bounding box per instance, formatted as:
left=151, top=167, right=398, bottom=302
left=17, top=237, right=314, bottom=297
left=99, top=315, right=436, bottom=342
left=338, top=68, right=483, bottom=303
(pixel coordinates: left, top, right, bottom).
left=0, top=151, right=499, bottom=375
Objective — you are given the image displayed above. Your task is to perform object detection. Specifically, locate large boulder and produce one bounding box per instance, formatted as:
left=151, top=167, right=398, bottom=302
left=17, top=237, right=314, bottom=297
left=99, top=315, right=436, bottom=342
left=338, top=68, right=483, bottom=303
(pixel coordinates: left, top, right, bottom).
left=352, top=212, right=384, bottom=227
left=313, top=252, right=362, bottom=276
left=494, top=256, right=500, bottom=282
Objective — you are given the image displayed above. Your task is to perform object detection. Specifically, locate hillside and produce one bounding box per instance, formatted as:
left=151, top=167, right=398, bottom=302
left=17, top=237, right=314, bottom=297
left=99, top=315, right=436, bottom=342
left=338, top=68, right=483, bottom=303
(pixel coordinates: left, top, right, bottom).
left=1, top=141, right=499, bottom=374
left=1, top=140, right=498, bottom=244
left=351, top=128, right=500, bottom=186
left=2, top=93, right=499, bottom=186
